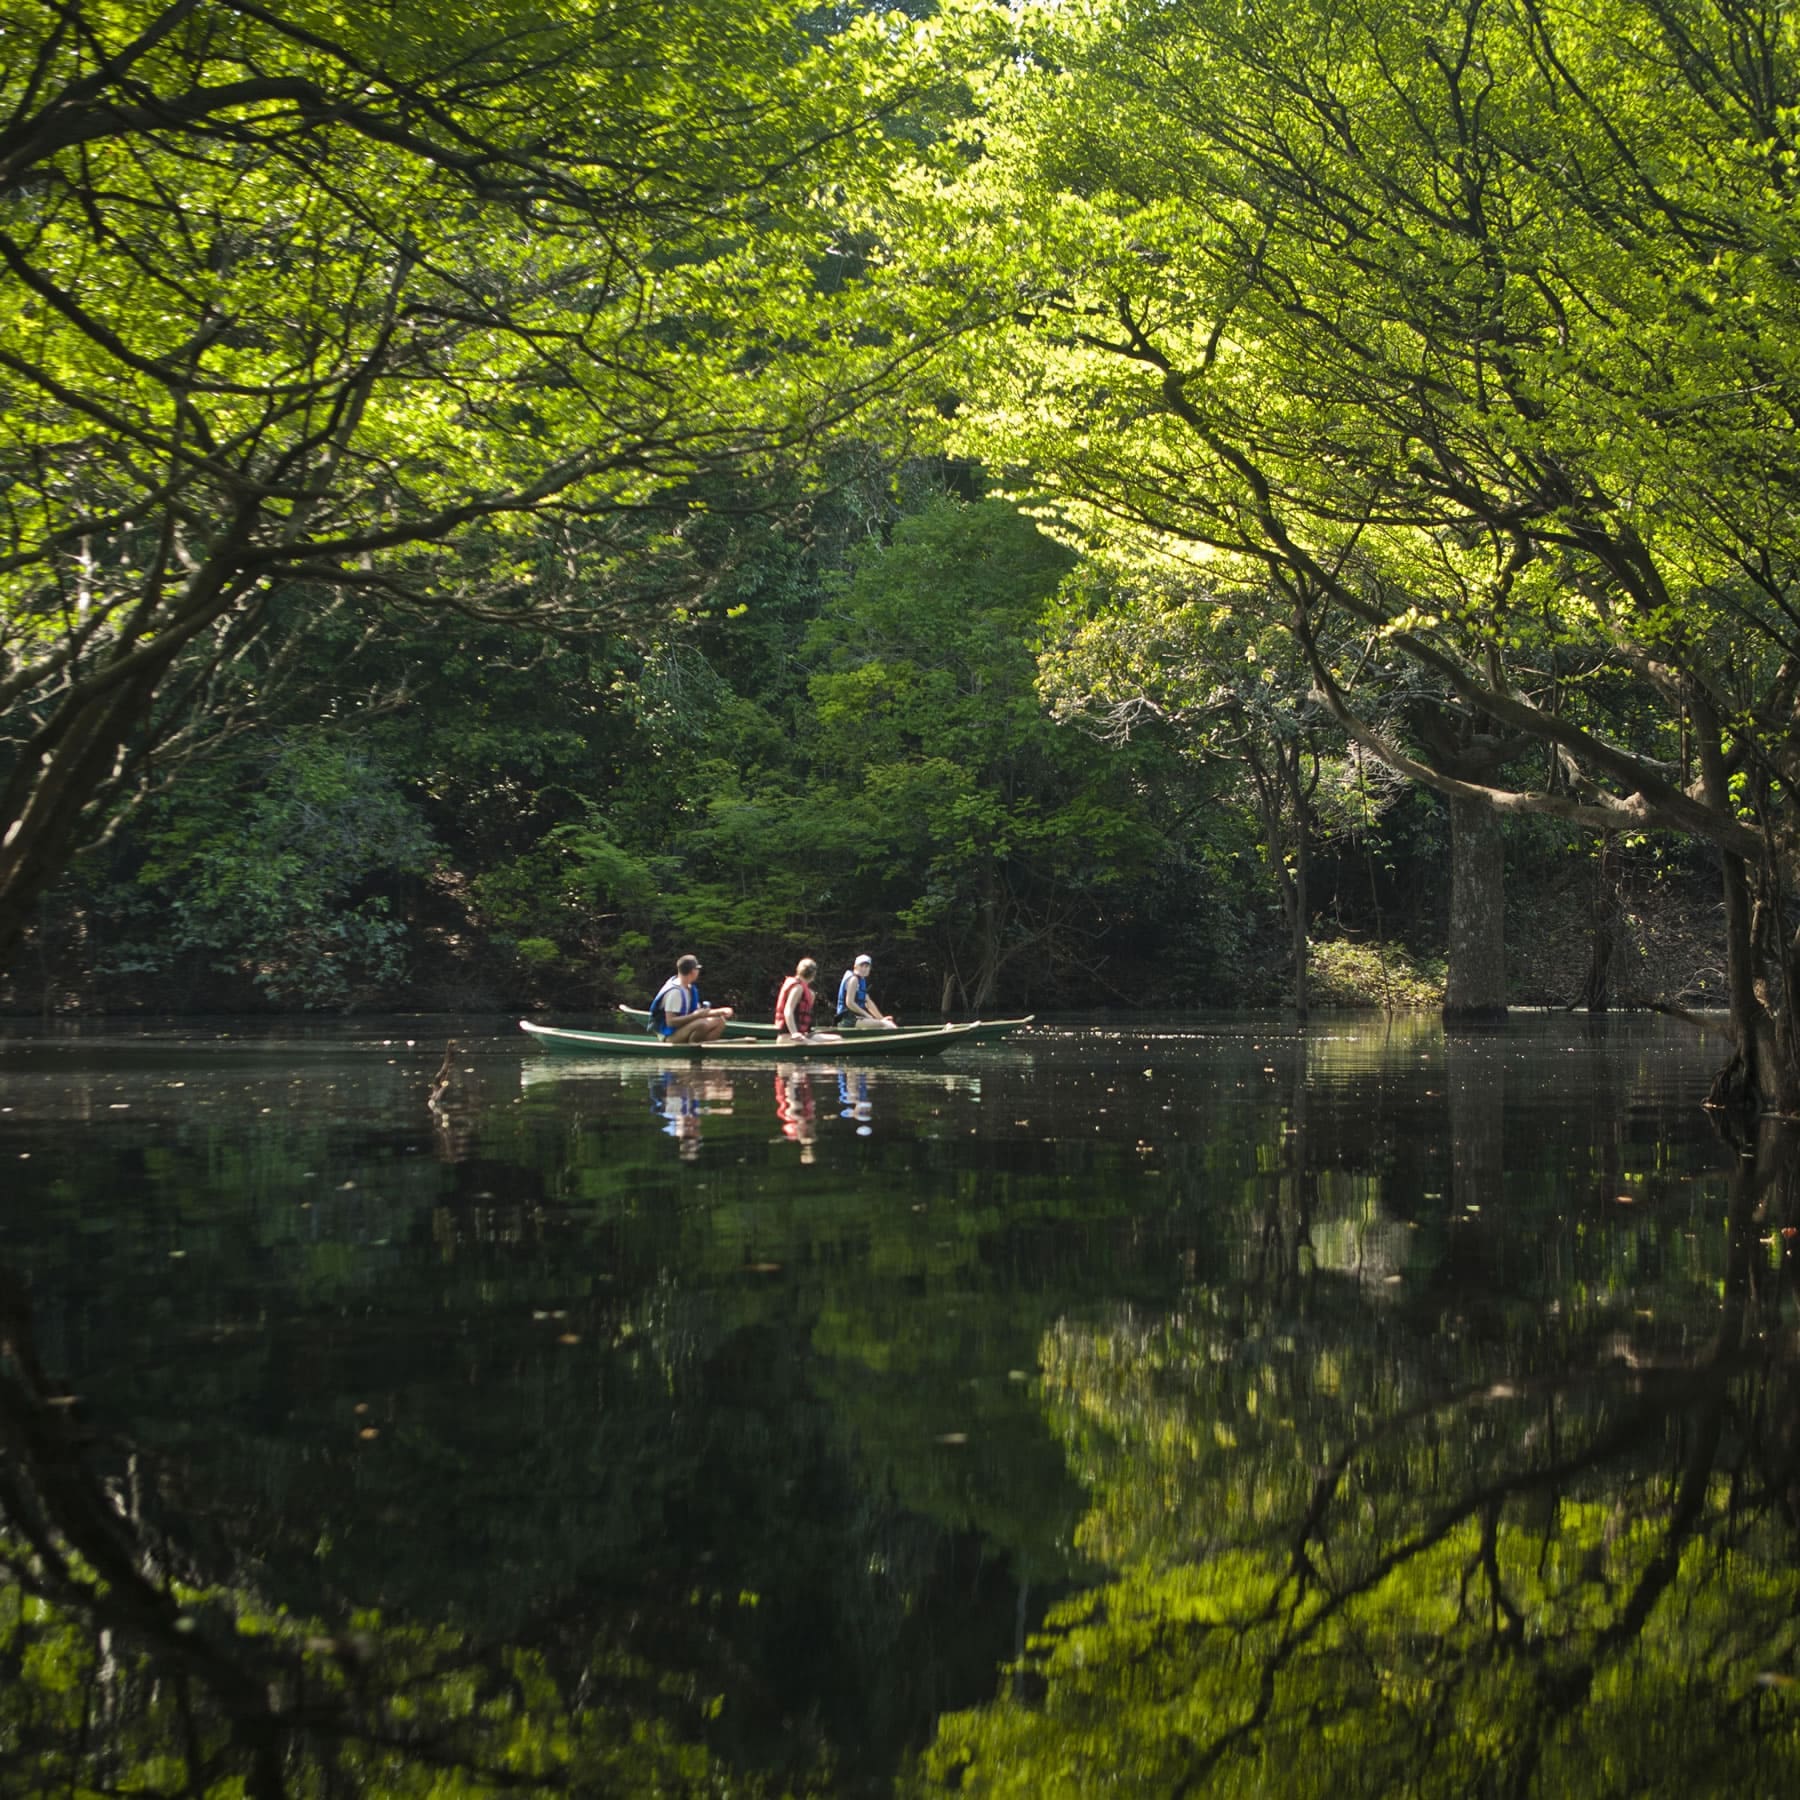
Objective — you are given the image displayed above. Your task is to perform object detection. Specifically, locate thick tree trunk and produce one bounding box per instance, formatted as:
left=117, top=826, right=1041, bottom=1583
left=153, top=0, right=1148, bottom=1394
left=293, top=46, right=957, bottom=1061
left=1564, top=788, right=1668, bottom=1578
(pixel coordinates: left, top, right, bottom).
left=1288, top=816, right=1310, bottom=1022
left=0, top=674, right=160, bottom=969
left=1689, top=697, right=1799, bottom=1120
left=1444, top=795, right=1507, bottom=1020
left=1247, top=738, right=1311, bottom=1020
left=970, top=863, right=1002, bottom=1010
left=1574, top=834, right=1622, bottom=1012
left=1708, top=851, right=1798, bottom=1118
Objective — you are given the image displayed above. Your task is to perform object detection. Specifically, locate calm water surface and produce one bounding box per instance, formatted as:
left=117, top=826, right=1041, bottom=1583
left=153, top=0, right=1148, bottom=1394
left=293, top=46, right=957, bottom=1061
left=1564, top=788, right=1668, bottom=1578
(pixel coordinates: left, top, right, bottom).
left=1, top=1012, right=1796, bottom=1796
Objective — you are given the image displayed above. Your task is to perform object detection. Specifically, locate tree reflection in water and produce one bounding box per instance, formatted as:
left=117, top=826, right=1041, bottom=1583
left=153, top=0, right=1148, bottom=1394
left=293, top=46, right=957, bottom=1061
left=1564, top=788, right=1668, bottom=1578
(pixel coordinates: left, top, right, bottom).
left=921, top=1108, right=1800, bottom=1796
left=0, top=1271, right=729, bottom=1798
left=5, top=1016, right=1796, bottom=1795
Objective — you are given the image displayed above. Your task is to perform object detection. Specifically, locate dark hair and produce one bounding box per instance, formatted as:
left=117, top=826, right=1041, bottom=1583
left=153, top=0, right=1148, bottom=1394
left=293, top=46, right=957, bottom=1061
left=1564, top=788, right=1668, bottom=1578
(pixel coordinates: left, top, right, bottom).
left=676, top=953, right=699, bottom=975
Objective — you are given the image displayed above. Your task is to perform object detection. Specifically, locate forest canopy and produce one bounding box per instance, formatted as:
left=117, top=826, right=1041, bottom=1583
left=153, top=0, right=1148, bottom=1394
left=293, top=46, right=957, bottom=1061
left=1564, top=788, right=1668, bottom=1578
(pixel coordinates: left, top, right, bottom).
left=2, top=0, right=1794, bottom=1109
left=885, top=0, right=1800, bottom=1105
left=0, top=0, right=968, bottom=965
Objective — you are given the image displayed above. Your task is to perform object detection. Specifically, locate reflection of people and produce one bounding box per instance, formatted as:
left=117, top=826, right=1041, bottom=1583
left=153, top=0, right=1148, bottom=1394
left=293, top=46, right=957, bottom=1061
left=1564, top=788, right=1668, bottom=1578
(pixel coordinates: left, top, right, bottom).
left=649, top=1071, right=704, bottom=1160
left=648, top=1071, right=735, bottom=1161
left=836, top=1068, right=873, bottom=1136
left=835, top=954, right=896, bottom=1029
left=775, top=957, right=838, bottom=1042
left=774, top=1071, right=817, bottom=1163
left=649, top=954, right=734, bottom=1043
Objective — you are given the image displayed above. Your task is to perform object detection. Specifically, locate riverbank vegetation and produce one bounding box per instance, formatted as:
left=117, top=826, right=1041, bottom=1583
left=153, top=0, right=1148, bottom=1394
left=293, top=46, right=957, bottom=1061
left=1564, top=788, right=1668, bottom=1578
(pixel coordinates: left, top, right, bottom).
left=2, top=480, right=1723, bottom=1020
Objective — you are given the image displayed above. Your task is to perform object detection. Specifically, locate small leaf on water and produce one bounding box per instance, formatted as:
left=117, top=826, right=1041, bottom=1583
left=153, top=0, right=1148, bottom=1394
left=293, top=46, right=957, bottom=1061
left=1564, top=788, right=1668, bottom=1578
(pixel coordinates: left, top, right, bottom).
left=358, top=1427, right=380, bottom=1441
left=936, top=1432, right=969, bottom=1445
left=556, top=1333, right=581, bottom=1345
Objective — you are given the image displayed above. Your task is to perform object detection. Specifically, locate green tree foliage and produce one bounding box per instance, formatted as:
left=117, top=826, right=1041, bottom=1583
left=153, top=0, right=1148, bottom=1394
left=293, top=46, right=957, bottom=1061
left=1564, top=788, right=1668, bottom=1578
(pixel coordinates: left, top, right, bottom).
left=120, top=735, right=436, bottom=1007
left=896, top=0, right=1800, bottom=1105
left=0, top=0, right=968, bottom=965
left=799, top=497, right=1159, bottom=1010
left=1041, top=563, right=1406, bottom=1015
left=13, top=480, right=1349, bottom=1014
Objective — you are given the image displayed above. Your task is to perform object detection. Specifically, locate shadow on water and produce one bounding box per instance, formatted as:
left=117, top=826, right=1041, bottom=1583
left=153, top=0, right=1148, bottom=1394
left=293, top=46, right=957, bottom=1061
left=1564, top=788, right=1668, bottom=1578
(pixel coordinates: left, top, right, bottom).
left=0, top=1013, right=1797, bottom=1793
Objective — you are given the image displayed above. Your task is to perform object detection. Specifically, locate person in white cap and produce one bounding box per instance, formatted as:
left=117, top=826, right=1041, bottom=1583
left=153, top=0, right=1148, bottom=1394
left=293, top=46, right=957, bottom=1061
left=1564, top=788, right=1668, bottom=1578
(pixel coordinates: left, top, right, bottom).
left=835, top=953, right=896, bottom=1029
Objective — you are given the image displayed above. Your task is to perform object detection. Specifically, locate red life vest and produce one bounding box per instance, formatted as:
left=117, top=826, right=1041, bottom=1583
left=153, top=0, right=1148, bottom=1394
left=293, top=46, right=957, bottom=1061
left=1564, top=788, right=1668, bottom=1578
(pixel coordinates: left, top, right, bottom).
left=774, top=974, right=813, bottom=1034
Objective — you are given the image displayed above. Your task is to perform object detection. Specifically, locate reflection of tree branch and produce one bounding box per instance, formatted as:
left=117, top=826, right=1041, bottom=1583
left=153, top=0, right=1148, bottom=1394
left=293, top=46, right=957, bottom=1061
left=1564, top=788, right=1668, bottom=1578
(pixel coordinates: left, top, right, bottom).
left=0, top=1249, right=745, bottom=1794
left=0, top=1269, right=290, bottom=1795
left=1168, top=1146, right=1784, bottom=1794
left=1284, top=1361, right=1720, bottom=1590
left=1503, top=1139, right=1772, bottom=1793
left=1479, top=1498, right=1524, bottom=1643
left=1171, top=1396, right=1718, bottom=1797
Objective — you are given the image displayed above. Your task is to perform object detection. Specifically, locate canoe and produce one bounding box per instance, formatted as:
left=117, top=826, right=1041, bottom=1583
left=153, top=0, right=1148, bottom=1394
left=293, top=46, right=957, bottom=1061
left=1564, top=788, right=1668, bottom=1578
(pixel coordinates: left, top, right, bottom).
left=613, top=1007, right=1034, bottom=1044
left=520, top=1020, right=985, bottom=1060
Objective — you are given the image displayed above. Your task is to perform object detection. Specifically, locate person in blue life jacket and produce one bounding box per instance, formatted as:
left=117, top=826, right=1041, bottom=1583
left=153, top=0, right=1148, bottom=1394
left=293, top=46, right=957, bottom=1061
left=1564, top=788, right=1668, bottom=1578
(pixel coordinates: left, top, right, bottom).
left=648, top=954, right=734, bottom=1043
left=835, top=954, right=895, bottom=1029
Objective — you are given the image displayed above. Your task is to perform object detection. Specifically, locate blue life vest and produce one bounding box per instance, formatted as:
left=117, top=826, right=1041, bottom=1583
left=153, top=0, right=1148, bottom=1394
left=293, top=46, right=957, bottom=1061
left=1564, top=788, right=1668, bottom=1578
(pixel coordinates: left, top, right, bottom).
left=837, top=970, right=868, bottom=1014
left=649, top=976, right=700, bottom=1037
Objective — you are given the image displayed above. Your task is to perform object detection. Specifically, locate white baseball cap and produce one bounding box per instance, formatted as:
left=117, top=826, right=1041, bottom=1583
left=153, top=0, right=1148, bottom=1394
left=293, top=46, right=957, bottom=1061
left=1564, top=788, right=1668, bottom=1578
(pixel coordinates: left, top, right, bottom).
left=854, top=953, right=872, bottom=968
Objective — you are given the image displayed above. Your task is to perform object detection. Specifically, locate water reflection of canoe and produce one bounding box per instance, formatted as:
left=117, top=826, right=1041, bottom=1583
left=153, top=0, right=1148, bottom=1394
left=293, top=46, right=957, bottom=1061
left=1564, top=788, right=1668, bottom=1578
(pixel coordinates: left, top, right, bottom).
left=520, top=1021, right=983, bottom=1060
left=612, top=1007, right=1033, bottom=1044
left=518, top=1058, right=981, bottom=1092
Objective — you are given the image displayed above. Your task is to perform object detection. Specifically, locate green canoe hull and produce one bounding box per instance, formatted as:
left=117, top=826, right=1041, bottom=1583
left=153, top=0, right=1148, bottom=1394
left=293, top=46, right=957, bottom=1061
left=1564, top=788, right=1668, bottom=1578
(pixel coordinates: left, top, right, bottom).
left=520, top=1020, right=984, bottom=1060
left=612, top=1007, right=1033, bottom=1044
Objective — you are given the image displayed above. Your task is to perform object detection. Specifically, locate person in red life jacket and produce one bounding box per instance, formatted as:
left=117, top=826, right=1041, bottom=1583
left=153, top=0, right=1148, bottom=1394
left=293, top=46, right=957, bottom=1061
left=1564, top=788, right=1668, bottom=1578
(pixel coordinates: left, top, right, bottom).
left=774, top=957, right=838, bottom=1042
left=647, top=954, right=734, bottom=1043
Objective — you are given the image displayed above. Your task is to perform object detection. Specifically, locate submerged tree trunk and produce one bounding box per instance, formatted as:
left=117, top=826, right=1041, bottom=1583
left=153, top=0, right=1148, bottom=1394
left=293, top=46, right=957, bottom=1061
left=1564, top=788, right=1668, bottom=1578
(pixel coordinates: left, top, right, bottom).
left=1444, top=795, right=1507, bottom=1021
